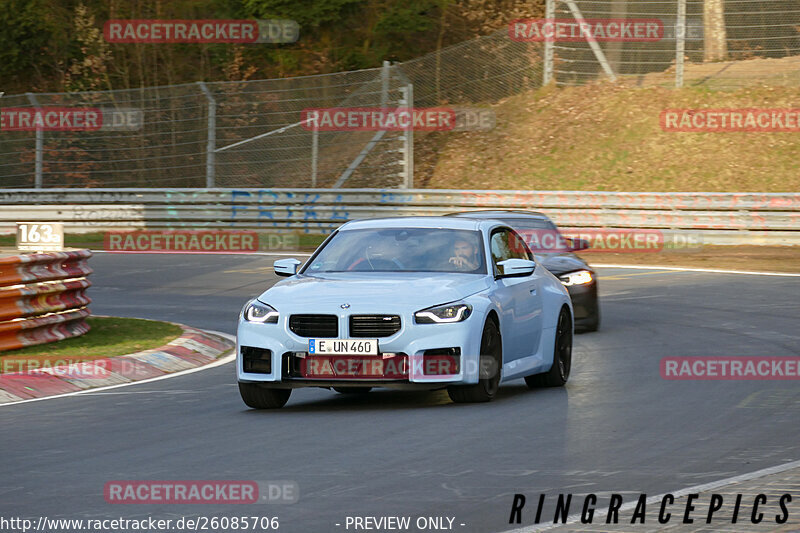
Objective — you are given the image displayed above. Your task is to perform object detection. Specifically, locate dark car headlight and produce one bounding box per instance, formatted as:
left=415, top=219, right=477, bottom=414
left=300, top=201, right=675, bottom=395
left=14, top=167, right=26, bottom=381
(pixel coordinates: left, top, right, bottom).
left=415, top=302, right=472, bottom=324
left=559, top=270, right=594, bottom=287
left=243, top=300, right=279, bottom=323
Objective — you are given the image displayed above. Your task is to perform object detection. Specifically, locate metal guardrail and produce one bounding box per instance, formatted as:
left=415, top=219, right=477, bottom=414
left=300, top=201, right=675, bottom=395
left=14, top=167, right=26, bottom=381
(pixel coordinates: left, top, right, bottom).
left=0, top=250, right=92, bottom=352
left=0, top=188, right=798, bottom=244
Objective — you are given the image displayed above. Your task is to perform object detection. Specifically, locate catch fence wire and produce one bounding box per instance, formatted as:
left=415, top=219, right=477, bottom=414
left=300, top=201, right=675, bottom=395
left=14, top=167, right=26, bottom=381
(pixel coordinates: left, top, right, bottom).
left=1, top=1, right=798, bottom=188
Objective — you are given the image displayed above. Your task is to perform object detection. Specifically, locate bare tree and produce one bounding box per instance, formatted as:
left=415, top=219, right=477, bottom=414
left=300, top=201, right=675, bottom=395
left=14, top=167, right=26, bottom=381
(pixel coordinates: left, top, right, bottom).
left=704, top=0, right=728, bottom=61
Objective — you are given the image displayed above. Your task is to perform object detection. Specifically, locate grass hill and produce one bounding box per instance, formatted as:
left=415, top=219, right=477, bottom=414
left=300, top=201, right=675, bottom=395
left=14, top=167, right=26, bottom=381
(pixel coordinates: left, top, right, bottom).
left=418, top=58, right=800, bottom=192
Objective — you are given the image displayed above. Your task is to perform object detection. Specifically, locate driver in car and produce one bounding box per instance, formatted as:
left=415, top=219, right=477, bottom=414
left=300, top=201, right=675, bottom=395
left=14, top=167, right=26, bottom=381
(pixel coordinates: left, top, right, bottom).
left=449, top=238, right=480, bottom=271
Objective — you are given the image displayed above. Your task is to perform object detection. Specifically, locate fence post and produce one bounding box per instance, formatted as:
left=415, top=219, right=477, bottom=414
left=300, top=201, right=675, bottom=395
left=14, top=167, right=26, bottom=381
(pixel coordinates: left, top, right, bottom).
left=25, top=93, right=43, bottom=188
left=401, top=84, right=414, bottom=189
left=197, top=82, right=216, bottom=188
left=562, top=0, right=616, bottom=81
left=676, top=0, right=687, bottom=88
left=381, top=60, right=390, bottom=107
left=543, top=0, right=555, bottom=85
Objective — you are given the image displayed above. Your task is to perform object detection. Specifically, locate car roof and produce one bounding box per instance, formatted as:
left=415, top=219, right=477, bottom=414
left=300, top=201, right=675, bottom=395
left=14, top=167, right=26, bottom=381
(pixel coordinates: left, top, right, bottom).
left=339, top=216, right=488, bottom=231
left=448, top=210, right=552, bottom=221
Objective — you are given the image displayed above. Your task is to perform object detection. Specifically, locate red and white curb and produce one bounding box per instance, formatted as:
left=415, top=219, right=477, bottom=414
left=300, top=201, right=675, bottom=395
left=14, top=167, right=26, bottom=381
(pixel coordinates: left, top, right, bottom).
left=0, top=324, right=234, bottom=404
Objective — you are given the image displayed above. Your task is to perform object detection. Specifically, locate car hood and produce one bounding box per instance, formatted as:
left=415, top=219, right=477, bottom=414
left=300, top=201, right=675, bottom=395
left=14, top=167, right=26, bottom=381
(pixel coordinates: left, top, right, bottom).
left=535, top=253, right=590, bottom=276
left=257, top=272, right=490, bottom=312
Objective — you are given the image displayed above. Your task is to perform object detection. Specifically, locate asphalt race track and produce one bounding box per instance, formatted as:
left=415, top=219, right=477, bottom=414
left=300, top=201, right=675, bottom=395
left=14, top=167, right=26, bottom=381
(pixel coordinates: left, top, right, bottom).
left=2, top=253, right=799, bottom=532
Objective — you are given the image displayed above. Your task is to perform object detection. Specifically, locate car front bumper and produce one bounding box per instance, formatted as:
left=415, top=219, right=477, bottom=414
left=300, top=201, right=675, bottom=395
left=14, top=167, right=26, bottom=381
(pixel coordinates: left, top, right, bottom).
left=566, top=280, right=599, bottom=328
left=236, top=306, right=487, bottom=388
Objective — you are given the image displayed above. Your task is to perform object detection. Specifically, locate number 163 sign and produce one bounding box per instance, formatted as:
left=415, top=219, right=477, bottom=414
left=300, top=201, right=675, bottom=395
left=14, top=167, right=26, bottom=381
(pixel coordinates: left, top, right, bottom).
left=16, top=222, right=64, bottom=252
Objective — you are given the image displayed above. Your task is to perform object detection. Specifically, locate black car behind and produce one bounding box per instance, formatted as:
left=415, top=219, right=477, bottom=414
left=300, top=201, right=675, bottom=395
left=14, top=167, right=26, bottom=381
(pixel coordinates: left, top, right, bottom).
left=449, top=210, right=600, bottom=332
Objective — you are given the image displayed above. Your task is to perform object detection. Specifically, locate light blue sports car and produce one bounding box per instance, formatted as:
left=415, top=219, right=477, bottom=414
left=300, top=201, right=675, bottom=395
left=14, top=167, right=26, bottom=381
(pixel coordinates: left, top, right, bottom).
left=236, top=216, right=573, bottom=408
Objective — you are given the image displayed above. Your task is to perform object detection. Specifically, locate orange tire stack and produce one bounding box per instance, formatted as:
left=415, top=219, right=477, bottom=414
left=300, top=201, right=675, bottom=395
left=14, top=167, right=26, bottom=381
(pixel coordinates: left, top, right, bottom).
left=0, top=250, right=92, bottom=352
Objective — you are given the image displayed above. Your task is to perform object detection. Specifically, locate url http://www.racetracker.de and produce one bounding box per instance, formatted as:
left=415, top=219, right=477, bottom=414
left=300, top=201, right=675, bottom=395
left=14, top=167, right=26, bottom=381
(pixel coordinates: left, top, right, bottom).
left=0, top=515, right=281, bottom=532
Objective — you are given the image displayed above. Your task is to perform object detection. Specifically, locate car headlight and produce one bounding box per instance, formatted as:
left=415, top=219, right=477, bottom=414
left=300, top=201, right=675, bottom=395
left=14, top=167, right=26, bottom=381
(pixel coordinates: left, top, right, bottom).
left=415, top=302, right=472, bottom=324
left=243, top=300, right=279, bottom=323
left=560, top=270, right=594, bottom=287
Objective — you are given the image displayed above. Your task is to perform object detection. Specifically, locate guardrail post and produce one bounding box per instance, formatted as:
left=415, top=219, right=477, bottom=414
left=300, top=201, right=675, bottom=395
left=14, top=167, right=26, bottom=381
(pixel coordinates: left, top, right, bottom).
left=25, top=93, right=43, bottom=188
left=676, top=0, right=687, bottom=88
left=197, top=82, right=216, bottom=188
left=543, top=0, right=555, bottom=85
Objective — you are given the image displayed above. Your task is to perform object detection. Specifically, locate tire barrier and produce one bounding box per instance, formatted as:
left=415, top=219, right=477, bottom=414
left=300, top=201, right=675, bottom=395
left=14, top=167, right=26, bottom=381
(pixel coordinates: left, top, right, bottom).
left=0, top=249, right=93, bottom=286
left=0, top=250, right=92, bottom=353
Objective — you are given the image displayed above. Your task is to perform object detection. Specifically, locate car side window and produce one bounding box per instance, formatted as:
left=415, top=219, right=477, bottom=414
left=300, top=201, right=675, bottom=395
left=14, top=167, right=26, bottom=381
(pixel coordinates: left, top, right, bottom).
left=490, top=230, right=511, bottom=275
left=491, top=229, right=534, bottom=276
left=508, top=230, right=534, bottom=260
left=490, top=230, right=510, bottom=268
left=508, top=231, right=533, bottom=261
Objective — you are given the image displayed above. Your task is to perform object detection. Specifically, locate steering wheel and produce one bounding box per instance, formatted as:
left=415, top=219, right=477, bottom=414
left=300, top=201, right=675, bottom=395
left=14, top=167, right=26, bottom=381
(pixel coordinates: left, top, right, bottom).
left=346, top=257, right=404, bottom=271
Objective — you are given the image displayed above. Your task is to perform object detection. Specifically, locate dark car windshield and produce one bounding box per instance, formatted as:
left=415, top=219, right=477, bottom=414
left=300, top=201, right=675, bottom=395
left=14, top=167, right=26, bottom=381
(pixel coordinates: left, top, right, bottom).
left=304, top=228, right=487, bottom=274
left=498, top=218, right=571, bottom=253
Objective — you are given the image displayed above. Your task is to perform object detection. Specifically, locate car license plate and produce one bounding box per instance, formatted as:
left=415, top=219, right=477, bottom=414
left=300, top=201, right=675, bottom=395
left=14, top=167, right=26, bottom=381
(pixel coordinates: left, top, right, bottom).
left=308, top=338, right=378, bottom=355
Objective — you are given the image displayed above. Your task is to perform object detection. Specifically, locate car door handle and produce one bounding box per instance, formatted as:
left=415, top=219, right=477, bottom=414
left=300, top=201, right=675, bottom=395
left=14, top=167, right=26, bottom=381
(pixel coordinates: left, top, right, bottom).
left=529, top=288, right=537, bottom=295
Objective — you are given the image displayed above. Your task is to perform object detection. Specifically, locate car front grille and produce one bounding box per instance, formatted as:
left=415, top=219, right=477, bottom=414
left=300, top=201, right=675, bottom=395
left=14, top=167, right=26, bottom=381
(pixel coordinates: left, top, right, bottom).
left=289, top=314, right=338, bottom=338
left=349, top=315, right=401, bottom=338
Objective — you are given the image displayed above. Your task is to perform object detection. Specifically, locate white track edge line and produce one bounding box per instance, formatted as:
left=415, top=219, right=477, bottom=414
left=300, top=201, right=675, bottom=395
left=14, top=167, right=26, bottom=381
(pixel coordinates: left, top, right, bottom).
left=500, top=458, right=800, bottom=533
left=591, top=264, right=800, bottom=277
left=0, top=330, right=236, bottom=408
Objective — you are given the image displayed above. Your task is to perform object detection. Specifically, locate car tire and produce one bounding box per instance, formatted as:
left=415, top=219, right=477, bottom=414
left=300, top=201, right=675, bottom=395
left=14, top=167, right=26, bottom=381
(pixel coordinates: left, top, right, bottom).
left=525, top=307, right=572, bottom=388
left=447, top=318, right=502, bottom=403
left=332, top=387, right=373, bottom=394
left=238, top=383, right=291, bottom=409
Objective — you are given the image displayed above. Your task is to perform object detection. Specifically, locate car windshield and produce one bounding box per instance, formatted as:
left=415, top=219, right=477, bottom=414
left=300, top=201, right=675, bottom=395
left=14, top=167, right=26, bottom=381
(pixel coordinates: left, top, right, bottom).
left=499, top=218, right=571, bottom=253
left=304, top=228, right=487, bottom=274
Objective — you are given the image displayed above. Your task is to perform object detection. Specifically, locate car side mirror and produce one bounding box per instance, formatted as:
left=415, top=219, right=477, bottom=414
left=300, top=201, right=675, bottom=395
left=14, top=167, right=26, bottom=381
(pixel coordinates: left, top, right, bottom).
left=569, top=238, right=590, bottom=252
left=274, top=258, right=302, bottom=277
left=497, top=258, right=536, bottom=278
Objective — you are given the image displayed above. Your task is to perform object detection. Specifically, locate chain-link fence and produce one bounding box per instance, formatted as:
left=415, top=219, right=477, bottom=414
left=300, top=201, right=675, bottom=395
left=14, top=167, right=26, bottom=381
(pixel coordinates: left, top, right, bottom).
left=549, top=0, right=800, bottom=88
left=399, top=30, right=544, bottom=107
left=0, top=66, right=412, bottom=189
left=1, top=0, right=799, bottom=189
